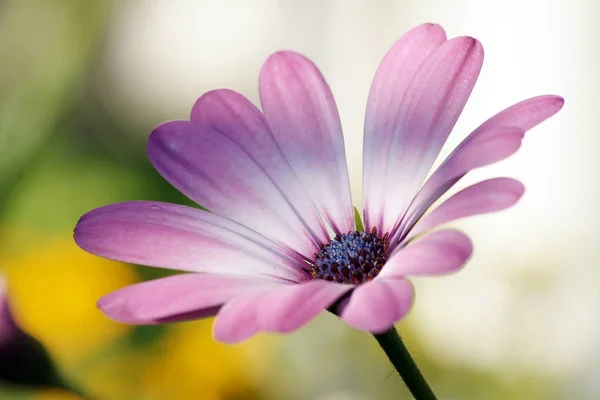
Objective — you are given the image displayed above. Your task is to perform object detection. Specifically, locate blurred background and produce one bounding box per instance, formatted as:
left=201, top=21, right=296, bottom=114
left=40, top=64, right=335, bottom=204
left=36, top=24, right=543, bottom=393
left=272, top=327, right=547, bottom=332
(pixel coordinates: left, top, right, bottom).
left=0, top=0, right=597, bottom=399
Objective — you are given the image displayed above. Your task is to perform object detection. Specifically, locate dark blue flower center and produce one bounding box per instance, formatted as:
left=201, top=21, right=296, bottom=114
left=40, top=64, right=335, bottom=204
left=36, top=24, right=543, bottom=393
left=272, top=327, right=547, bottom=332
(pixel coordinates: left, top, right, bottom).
left=308, top=229, right=390, bottom=285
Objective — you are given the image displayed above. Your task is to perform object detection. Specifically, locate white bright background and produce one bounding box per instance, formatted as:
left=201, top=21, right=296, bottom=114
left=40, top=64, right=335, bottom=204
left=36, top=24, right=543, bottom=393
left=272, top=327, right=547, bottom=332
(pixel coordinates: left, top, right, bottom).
left=100, top=0, right=599, bottom=397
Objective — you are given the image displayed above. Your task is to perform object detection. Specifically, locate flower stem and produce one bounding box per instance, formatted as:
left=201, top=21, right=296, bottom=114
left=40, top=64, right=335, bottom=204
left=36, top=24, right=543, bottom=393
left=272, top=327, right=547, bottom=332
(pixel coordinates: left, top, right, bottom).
left=373, top=327, right=436, bottom=400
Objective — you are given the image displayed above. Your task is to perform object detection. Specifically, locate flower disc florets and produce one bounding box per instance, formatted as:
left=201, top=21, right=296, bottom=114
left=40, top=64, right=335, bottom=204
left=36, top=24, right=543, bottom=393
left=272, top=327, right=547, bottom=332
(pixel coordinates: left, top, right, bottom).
left=308, top=228, right=390, bottom=285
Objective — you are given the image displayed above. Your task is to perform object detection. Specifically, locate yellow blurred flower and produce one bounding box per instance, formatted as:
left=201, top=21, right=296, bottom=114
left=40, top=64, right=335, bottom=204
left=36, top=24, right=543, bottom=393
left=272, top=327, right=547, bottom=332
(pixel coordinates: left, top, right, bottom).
left=82, top=319, right=269, bottom=400
left=1, top=235, right=137, bottom=367
left=140, top=320, right=268, bottom=400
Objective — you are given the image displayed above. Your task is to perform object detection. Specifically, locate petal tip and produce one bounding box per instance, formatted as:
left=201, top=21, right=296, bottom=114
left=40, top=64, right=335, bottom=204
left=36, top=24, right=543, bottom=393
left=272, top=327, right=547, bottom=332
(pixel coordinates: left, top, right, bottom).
left=191, top=89, right=227, bottom=120
left=460, top=232, right=474, bottom=261
left=498, top=177, right=526, bottom=203
left=430, top=229, right=474, bottom=267
left=403, top=22, right=447, bottom=41
left=97, top=291, right=122, bottom=311
left=96, top=292, right=133, bottom=324
left=263, top=50, right=303, bottom=68
left=72, top=218, right=94, bottom=253
left=451, top=36, right=484, bottom=61
left=538, top=94, right=565, bottom=115
left=514, top=180, right=526, bottom=197
left=553, top=95, right=565, bottom=109
left=212, top=321, right=253, bottom=345
left=469, top=36, right=484, bottom=57
left=415, top=22, right=446, bottom=36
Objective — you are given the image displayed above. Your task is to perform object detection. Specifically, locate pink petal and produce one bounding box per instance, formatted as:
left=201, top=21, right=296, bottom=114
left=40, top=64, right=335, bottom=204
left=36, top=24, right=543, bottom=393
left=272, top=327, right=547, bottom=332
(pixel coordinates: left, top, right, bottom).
left=470, top=95, right=564, bottom=138
left=213, top=280, right=352, bottom=343
left=397, top=126, right=523, bottom=239
left=408, top=178, right=525, bottom=239
left=148, top=120, right=323, bottom=259
left=259, top=51, right=354, bottom=235
left=74, top=201, right=306, bottom=282
left=363, top=23, right=447, bottom=232
left=378, top=230, right=472, bottom=278
left=397, top=95, right=563, bottom=238
left=190, top=89, right=330, bottom=246
left=98, top=274, right=281, bottom=324
left=364, top=36, right=484, bottom=235
left=340, top=279, right=414, bottom=333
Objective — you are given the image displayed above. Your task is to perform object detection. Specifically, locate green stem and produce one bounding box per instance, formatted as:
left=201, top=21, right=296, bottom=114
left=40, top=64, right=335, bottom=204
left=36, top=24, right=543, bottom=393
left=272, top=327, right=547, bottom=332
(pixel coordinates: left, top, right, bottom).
left=373, top=327, right=437, bottom=400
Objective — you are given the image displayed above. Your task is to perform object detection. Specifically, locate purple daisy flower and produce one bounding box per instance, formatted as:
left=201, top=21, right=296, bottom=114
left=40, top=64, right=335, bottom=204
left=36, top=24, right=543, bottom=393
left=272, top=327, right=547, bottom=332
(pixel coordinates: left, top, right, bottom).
left=74, top=23, right=562, bottom=344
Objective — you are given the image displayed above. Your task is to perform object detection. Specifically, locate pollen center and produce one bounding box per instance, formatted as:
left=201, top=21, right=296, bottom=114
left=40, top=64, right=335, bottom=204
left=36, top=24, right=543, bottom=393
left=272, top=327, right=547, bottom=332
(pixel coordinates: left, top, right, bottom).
left=308, top=229, right=390, bottom=285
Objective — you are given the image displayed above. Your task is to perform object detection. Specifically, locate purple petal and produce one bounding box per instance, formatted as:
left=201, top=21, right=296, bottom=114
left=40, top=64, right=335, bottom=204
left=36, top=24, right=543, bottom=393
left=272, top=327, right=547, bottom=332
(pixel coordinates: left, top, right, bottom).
left=190, top=89, right=330, bottom=247
left=0, top=275, right=18, bottom=346
left=469, top=95, right=564, bottom=137
left=409, top=178, right=525, bottom=239
left=397, top=95, right=563, bottom=238
left=340, top=279, right=414, bottom=333
left=364, top=36, right=484, bottom=235
left=378, top=230, right=472, bottom=278
left=213, top=280, right=351, bottom=343
left=148, top=120, right=323, bottom=259
left=74, top=201, right=306, bottom=282
left=397, top=126, right=523, bottom=240
left=98, top=273, right=281, bottom=324
left=363, top=23, right=447, bottom=233
left=259, top=51, right=354, bottom=235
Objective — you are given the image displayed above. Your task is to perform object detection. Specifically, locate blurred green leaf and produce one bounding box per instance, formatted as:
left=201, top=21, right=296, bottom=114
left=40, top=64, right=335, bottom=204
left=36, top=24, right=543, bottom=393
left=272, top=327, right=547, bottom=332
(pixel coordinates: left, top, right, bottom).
left=1, top=149, right=152, bottom=233
left=0, top=0, right=110, bottom=186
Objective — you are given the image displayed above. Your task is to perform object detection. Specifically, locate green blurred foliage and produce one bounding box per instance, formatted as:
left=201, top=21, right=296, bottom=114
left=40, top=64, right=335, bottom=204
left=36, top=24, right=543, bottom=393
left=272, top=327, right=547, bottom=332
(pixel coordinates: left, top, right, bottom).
left=0, top=0, right=110, bottom=189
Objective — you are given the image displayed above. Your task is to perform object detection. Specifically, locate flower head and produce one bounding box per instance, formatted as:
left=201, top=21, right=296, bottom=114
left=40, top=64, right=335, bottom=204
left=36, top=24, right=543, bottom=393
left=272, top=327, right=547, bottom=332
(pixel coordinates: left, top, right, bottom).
left=74, top=23, right=563, bottom=343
